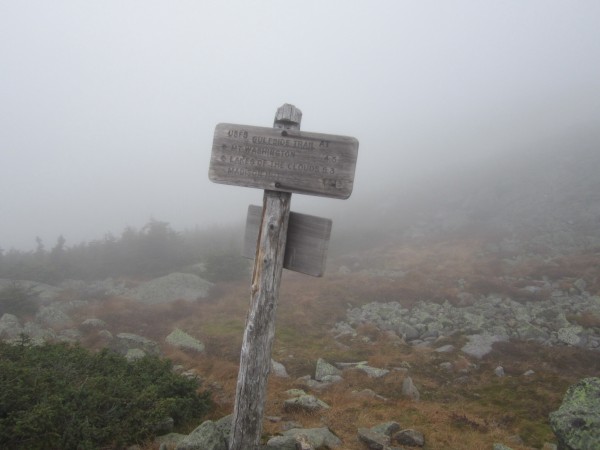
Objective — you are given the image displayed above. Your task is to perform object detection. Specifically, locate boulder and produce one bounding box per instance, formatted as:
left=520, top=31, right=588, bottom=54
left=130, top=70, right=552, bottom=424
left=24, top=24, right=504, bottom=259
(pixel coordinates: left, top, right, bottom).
left=280, top=427, right=341, bottom=448
left=271, top=359, right=289, bottom=378
left=354, top=364, right=389, bottom=378
left=393, top=428, right=425, bottom=447
left=81, top=318, right=107, bottom=328
left=22, top=321, right=56, bottom=344
left=35, top=306, right=73, bottom=328
left=113, top=332, right=160, bottom=356
left=434, top=344, right=455, bottom=353
left=264, top=435, right=298, bottom=450
left=461, top=333, right=508, bottom=359
left=175, top=420, right=227, bottom=450
left=155, top=433, right=186, bottom=448
left=557, top=326, right=583, bottom=346
left=315, top=358, right=341, bottom=381
left=165, top=328, right=205, bottom=352
left=283, top=395, right=330, bottom=413
left=402, top=376, right=420, bottom=401
left=357, top=427, right=389, bottom=449
left=126, top=273, right=212, bottom=305
left=214, top=415, right=232, bottom=448
left=549, top=377, right=600, bottom=450
left=125, top=348, right=146, bottom=362
left=370, top=421, right=400, bottom=436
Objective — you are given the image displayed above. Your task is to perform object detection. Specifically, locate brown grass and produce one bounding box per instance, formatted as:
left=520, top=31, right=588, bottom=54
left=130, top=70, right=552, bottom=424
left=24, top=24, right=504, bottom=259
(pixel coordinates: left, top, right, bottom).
left=73, top=238, right=600, bottom=449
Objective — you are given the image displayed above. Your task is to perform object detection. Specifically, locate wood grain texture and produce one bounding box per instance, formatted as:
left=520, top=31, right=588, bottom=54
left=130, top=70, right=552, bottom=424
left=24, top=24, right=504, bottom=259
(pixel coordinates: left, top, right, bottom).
left=229, top=104, right=299, bottom=450
left=209, top=122, right=358, bottom=199
left=243, top=205, right=332, bottom=277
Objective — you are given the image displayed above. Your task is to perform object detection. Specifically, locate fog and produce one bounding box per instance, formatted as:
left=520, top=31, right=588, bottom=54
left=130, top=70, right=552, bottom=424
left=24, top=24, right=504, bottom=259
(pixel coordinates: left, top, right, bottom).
left=1, top=1, right=599, bottom=251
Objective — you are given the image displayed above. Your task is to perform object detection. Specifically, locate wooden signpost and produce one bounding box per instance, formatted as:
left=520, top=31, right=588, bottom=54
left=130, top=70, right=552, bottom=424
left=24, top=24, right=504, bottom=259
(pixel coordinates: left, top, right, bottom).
left=209, top=104, right=358, bottom=450
left=243, top=205, right=332, bottom=277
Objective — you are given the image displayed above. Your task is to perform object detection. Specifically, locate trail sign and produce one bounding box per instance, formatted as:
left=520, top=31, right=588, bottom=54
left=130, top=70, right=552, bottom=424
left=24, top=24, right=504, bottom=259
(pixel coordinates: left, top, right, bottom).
left=243, top=205, right=332, bottom=277
left=210, top=123, right=358, bottom=199
left=210, top=104, right=358, bottom=450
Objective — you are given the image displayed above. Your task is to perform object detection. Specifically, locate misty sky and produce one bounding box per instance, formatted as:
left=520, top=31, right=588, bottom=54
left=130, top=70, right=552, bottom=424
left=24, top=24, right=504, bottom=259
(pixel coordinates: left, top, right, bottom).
left=1, top=1, right=599, bottom=251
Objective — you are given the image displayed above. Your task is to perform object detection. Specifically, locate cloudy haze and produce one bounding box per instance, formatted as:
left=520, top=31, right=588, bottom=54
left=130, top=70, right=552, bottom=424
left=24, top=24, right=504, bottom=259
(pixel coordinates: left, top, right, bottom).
left=1, top=1, right=599, bottom=250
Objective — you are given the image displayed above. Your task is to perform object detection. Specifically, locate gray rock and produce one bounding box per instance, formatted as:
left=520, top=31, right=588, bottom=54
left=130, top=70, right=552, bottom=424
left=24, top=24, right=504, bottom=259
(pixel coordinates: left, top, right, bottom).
left=271, top=359, right=289, bottom=378
left=330, top=321, right=357, bottom=339
left=0, top=313, right=23, bottom=339
left=494, top=366, right=505, bottom=377
left=57, top=328, right=82, bottom=343
left=283, top=395, right=330, bottom=413
left=320, top=374, right=343, bottom=383
left=439, top=362, right=453, bottom=371
left=549, top=377, right=600, bottom=450
left=351, top=389, right=387, bottom=401
left=98, top=329, right=113, bottom=340
left=541, top=443, right=558, bottom=450
left=285, top=389, right=307, bottom=397
left=214, top=415, right=232, bottom=448
left=315, top=358, right=341, bottom=381
left=402, top=376, right=420, bottom=402
left=357, top=427, right=389, bottom=449
left=371, top=421, right=400, bottom=436
left=393, top=428, right=425, bottom=447
left=127, top=273, right=212, bottom=305
left=355, top=364, right=390, bottom=378
left=113, top=332, right=160, bottom=356
left=295, top=434, right=315, bottom=450
left=35, top=306, right=73, bottom=328
left=281, top=421, right=303, bottom=431
left=22, top=321, right=55, bottom=344
left=493, top=444, right=513, bottom=450
left=557, top=326, right=583, bottom=346
left=175, top=420, right=227, bottom=450
left=265, top=435, right=297, bottom=450
left=81, top=318, right=107, bottom=328
left=396, top=322, right=420, bottom=341
left=165, top=328, right=205, bottom=352
left=155, top=433, right=187, bottom=448
left=281, top=428, right=341, bottom=448
left=461, top=333, right=508, bottom=359
left=434, top=344, right=455, bottom=353
left=574, top=278, right=587, bottom=293
left=125, top=348, right=146, bottom=362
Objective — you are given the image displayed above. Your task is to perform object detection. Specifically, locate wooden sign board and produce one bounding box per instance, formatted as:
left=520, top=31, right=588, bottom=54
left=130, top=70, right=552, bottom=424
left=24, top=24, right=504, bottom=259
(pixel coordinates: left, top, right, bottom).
left=210, top=123, right=358, bottom=199
left=243, top=205, right=332, bottom=277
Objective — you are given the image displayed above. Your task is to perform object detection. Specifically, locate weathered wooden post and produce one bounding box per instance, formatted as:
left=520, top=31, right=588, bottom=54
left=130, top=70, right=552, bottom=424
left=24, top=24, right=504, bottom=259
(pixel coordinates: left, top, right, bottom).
left=208, top=104, right=358, bottom=450
left=228, top=104, right=300, bottom=449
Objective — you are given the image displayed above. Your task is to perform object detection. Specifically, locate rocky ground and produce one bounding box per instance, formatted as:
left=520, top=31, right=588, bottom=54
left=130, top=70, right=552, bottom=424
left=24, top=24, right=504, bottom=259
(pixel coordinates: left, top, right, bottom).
left=1, top=262, right=599, bottom=449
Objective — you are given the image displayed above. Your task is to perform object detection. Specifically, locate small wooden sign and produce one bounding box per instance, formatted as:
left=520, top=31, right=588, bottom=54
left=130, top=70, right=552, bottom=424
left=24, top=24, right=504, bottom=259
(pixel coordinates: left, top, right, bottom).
left=243, top=205, right=332, bottom=277
left=210, top=123, right=358, bottom=199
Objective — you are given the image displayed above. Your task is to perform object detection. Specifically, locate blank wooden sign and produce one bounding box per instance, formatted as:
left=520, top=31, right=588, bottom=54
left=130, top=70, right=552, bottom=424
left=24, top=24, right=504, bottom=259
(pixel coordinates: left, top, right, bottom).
left=243, top=205, right=332, bottom=277
left=210, top=123, right=358, bottom=199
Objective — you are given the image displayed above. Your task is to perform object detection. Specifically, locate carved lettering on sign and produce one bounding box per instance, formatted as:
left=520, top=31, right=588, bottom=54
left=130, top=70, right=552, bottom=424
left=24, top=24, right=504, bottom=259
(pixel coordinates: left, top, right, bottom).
left=210, top=123, right=358, bottom=199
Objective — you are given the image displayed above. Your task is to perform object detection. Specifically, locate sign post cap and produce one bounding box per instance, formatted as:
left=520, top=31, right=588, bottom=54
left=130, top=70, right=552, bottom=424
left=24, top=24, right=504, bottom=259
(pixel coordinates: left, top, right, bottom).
left=274, top=103, right=302, bottom=129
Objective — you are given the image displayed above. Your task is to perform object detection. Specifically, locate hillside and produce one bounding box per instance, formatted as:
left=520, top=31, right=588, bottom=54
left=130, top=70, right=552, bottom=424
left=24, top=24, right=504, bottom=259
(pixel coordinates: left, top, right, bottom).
left=1, top=130, right=599, bottom=449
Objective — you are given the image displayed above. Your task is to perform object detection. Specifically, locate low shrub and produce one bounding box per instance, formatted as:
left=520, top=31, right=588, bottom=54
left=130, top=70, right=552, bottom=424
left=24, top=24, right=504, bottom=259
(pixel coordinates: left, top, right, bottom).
left=0, top=283, right=38, bottom=317
left=0, top=340, right=212, bottom=449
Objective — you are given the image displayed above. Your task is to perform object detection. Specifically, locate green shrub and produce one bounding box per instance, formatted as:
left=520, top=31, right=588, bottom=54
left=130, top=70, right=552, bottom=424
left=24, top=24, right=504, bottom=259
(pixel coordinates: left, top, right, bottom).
left=0, top=340, right=212, bottom=449
left=0, top=283, right=38, bottom=317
